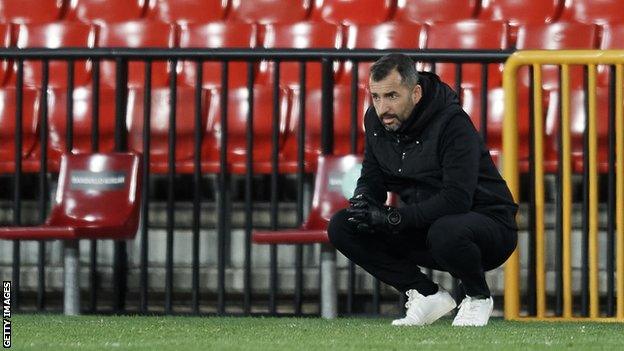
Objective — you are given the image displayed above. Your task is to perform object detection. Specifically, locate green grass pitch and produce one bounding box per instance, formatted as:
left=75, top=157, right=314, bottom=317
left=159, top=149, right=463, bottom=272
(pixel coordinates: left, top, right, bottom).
left=9, top=314, right=624, bottom=350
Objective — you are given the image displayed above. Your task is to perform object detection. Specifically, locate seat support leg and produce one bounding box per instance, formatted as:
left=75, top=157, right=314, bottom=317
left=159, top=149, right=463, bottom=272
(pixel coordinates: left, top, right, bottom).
left=320, top=243, right=337, bottom=319
left=63, top=239, right=80, bottom=315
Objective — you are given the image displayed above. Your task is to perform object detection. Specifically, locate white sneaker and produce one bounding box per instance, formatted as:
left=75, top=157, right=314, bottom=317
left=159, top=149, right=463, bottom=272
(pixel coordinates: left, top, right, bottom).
left=452, top=296, right=494, bottom=327
left=391, top=287, right=457, bottom=326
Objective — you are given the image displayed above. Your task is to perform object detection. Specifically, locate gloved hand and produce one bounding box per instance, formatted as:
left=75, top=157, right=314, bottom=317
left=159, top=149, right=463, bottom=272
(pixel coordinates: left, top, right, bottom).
left=346, top=194, right=403, bottom=234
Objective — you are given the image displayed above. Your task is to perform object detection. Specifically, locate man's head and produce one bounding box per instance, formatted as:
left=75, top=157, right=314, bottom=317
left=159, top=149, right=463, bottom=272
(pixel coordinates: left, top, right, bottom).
left=369, top=53, right=422, bottom=132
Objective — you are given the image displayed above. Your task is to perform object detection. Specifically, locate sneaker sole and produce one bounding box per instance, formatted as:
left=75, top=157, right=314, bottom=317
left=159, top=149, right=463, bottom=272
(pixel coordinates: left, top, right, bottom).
left=392, top=299, right=457, bottom=326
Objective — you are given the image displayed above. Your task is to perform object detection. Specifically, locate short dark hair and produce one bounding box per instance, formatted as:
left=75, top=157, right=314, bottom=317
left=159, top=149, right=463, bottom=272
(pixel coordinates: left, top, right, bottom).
left=369, top=53, right=419, bottom=88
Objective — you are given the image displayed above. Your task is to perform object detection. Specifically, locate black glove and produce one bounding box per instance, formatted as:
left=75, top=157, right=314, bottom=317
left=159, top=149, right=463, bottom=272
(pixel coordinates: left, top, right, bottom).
left=346, top=194, right=403, bottom=234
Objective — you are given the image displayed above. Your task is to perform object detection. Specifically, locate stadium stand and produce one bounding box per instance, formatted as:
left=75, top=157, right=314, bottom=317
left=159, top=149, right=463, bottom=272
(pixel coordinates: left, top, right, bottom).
left=310, top=0, right=396, bottom=25
left=65, top=0, right=148, bottom=24
left=559, top=0, right=624, bottom=25
left=146, top=0, right=229, bottom=24
left=478, top=0, right=563, bottom=24
left=394, top=0, right=479, bottom=24
left=0, top=0, right=66, bottom=24
left=0, top=88, right=40, bottom=173
left=228, top=0, right=312, bottom=24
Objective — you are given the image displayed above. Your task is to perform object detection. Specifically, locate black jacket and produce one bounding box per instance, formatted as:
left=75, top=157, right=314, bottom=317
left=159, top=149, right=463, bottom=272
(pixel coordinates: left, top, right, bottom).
left=355, top=72, right=518, bottom=230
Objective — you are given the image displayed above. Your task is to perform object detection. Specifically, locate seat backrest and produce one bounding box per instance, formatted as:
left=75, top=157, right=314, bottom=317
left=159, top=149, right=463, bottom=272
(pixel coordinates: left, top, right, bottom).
left=0, top=0, right=65, bottom=24
left=0, top=88, right=40, bottom=168
left=179, top=22, right=257, bottom=89
left=66, top=0, right=148, bottom=24
left=311, top=0, right=396, bottom=25
left=0, top=23, right=12, bottom=86
left=559, top=0, right=623, bottom=25
left=48, top=152, right=142, bottom=239
left=147, top=0, right=229, bottom=24
left=97, top=21, right=177, bottom=88
left=478, top=0, right=563, bottom=25
left=15, top=22, right=96, bottom=88
left=395, top=0, right=478, bottom=24
left=229, top=0, right=312, bottom=24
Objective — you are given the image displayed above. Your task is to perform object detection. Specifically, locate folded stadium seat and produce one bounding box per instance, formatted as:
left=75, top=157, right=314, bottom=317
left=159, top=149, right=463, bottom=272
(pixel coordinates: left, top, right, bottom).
left=283, top=84, right=370, bottom=171
left=228, top=0, right=312, bottom=24
left=12, top=22, right=96, bottom=88
left=559, top=0, right=623, bottom=25
left=0, top=23, right=12, bottom=86
left=126, top=87, right=210, bottom=173
left=202, top=85, right=293, bottom=174
left=341, top=21, right=425, bottom=87
left=146, top=0, right=229, bottom=24
left=310, top=0, right=396, bottom=25
left=394, top=0, right=479, bottom=24
left=65, top=0, right=148, bottom=24
left=97, top=20, right=177, bottom=88
left=178, top=21, right=258, bottom=89
left=0, top=0, right=66, bottom=24
left=0, top=88, right=40, bottom=173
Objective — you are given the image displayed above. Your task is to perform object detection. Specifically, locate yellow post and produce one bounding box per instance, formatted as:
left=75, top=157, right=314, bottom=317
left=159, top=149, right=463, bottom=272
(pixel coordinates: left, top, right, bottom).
left=587, top=64, right=600, bottom=318
left=532, top=64, right=547, bottom=318
left=616, top=64, right=624, bottom=319
left=560, top=64, right=573, bottom=318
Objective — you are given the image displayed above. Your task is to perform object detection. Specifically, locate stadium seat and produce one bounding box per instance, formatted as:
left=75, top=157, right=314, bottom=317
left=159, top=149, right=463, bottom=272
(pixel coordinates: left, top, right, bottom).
left=178, top=22, right=258, bottom=89
left=0, top=88, right=40, bottom=173
left=0, top=0, right=65, bottom=24
left=598, top=23, right=624, bottom=85
left=146, top=0, right=229, bottom=24
left=283, top=84, right=370, bottom=170
left=559, top=0, right=624, bottom=25
left=97, top=21, right=177, bottom=88
left=425, top=20, right=509, bottom=89
left=395, top=0, right=479, bottom=24
left=65, top=0, right=148, bottom=24
left=202, top=85, right=292, bottom=174
left=342, top=21, right=425, bottom=86
left=13, top=22, right=96, bottom=88
left=478, top=0, right=563, bottom=25
left=126, top=87, right=210, bottom=173
left=0, top=23, right=12, bottom=86
left=310, top=0, right=396, bottom=25
left=228, top=0, right=312, bottom=24
left=0, top=152, right=142, bottom=241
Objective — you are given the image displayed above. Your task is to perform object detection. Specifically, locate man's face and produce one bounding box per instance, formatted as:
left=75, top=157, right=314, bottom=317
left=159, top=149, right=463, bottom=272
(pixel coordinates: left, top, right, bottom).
left=369, top=69, right=422, bottom=132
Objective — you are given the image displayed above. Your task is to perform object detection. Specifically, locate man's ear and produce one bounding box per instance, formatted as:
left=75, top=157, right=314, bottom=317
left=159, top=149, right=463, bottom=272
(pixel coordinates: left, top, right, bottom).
left=412, top=84, right=422, bottom=103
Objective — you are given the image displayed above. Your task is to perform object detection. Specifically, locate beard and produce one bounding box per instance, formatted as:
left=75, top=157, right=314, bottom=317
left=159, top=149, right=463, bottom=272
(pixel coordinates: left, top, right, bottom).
left=380, top=114, right=401, bottom=132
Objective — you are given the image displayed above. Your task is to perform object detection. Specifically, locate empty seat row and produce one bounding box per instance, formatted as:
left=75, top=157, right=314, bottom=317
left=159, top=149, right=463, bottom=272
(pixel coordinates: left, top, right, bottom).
left=1, top=0, right=623, bottom=26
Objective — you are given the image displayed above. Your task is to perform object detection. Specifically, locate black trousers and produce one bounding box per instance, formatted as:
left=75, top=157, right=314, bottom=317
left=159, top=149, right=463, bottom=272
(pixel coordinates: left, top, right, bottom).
left=328, top=209, right=518, bottom=297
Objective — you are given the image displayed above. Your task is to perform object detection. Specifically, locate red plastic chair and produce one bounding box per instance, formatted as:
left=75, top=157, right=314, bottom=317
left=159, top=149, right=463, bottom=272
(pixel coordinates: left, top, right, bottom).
left=0, top=88, right=40, bottom=173
left=13, top=22, right=96, bottom=88
left=478, top=0, right=563, bottom=25
left=0, top=23, right=12, bottom=86
left=559, top=0, right=623, bottom=25
left=97, top=21, right=177, bottom=88
left=202, top=85, right=292, bottom=174
left=0, top=152, right=142, bottom=240
left=310, top=0, right=396, bottom=25
left=126, top=86, right=210, bottom=173
left=0, top=0, right=65, bottom=24
left=178, top=22, right=258, bottom=89
left=395, top=0, right=479, bottom=24
left=228, top=0, right=312, bottom=24
left=253, top=154, right=363, bottom=244
left=342, top=21, right=425, bottom=86
left=65, top=0, right=148, bottom=24
left=146, top=0, right=229, bottom=24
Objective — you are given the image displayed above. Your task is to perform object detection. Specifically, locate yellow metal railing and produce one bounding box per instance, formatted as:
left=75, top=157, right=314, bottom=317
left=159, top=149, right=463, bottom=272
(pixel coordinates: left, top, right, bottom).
left=503, top=50, right=624, bottom=321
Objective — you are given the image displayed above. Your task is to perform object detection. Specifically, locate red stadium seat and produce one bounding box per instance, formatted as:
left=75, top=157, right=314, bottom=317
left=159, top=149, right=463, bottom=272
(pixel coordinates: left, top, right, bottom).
left=601, top=23, right=624, bottom=49
left=560, top=0, right=624, bottom=25
left=97, top=21, right=177, bottom=88
left=178, top=22, right=258, bottom=89
left=283, top=84, right=370, bottom=170
left=0, top=0, right=65, bottom=24
left=202, top=85, right=292, bottom=174
left=395, top=0, right=479, bottom=24
left=478, top=0, right=563, bottom=25
left=146, top=0, right=229, bottom=24
left=0, top=152, right=142, bottom=241
left=13, top=22, right=96, bottom=88
left=66, top=0, right=148, bottom=24
left=0, top=23, right=12, bottom=86
left=126, top=87, right=210, bottom=173
left=342, top=22, right=425, bottom=86
left=310, top=0, right=396, bottom=25
left=0, top=88, right=40, bottom=173
left=228, top=0, right=312, bottom=24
